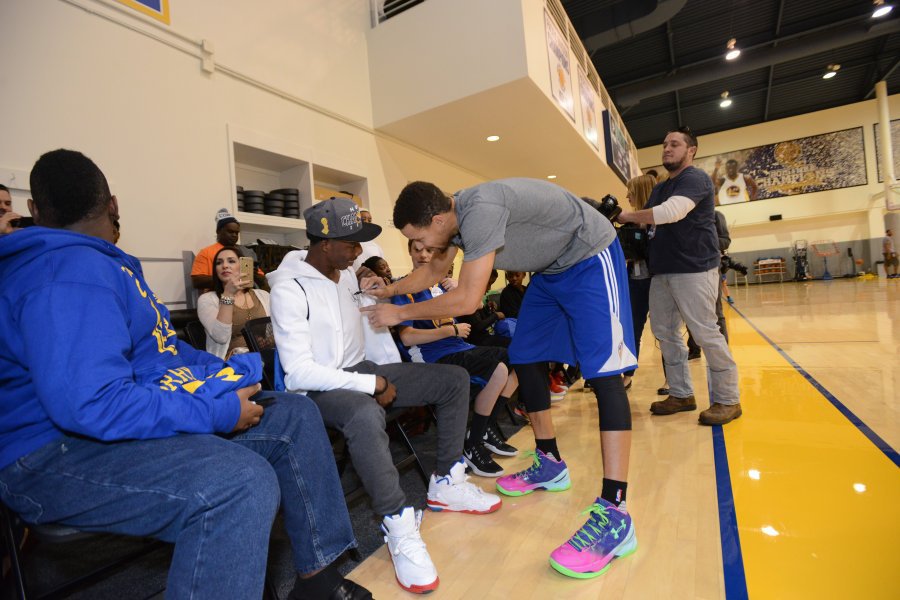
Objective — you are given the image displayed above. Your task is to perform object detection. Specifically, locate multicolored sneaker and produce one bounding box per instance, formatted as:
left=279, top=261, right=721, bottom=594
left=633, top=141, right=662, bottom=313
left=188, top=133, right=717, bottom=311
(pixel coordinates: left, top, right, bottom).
left=549, top=498, right=637, bottom=579
left=495, top=450, right=570, bottom=496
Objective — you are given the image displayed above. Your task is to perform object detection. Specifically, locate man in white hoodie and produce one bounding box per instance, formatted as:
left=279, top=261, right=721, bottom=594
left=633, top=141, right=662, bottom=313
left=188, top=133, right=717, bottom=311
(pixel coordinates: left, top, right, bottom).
left=268, top=197, right=502, bottom=595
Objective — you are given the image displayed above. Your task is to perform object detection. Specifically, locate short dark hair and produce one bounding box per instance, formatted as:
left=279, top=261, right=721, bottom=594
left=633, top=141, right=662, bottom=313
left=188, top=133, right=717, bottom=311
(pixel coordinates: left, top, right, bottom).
left=669, top=126, right=698, bottom=150
left=0, top=184, right=9, bottom=193
left=212, top=246, right=244, bottom=297
left=726, top=159, right=738, bottom=166
left=30, top=149, right=111, bottom=227
left=362, top=256, right=385, bottom=271
left=393, top=181, right=452, bottom=229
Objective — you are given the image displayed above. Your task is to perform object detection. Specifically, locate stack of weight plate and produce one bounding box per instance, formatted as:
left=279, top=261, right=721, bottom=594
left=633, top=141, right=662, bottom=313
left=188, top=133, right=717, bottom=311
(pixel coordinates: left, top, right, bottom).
left=236, top=186, right=245, bottom=212
left=264, top=192, right=285, bottom=217
left=243, top=190, right=265, bottom=214
left=272, top=188, right=301, bottom=219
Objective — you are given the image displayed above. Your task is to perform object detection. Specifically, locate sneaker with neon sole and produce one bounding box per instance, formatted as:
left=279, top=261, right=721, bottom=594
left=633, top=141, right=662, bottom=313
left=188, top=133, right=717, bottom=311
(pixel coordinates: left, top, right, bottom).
left=381, top=507, right=439, bottom=594
left=427, top=459, right=502, bottom=514
left=495, top=450, right=570, bottom=496
left=549, top=498, right=637, bottom=579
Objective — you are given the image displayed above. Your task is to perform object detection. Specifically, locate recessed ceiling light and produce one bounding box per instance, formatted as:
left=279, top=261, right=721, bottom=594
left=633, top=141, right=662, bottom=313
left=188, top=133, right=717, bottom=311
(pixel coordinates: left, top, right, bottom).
left=486, top=135, right=500, bottom=142
left=873, top=1, right=893, bottom=18
left=725, top=38, right=740, bottom=60
left=823, top=64, right=840, bottom=79
left=547, top=175, right=557, bottom=179
left=719, top=91, right=732, bottom=108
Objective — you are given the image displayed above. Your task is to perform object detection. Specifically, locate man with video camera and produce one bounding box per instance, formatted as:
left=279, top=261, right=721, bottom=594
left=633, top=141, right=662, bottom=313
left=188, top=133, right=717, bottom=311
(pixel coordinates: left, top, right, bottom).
left=618, top=127, right=742, bottom=426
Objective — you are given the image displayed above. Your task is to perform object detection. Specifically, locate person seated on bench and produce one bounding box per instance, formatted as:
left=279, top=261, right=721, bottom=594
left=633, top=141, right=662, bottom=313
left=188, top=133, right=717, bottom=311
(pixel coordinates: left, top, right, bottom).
left=391, top=240, right=519, bottom=478
left=268, top=197, right=501, bottom=595
left=0, top=149, right=369, bottom=600
left=197, top=246, right=271, bottom=359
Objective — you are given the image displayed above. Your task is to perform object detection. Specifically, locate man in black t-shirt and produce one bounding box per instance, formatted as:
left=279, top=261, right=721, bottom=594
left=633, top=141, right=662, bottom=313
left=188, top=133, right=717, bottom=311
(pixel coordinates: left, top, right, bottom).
left=618, top=127, right=741, bottom=425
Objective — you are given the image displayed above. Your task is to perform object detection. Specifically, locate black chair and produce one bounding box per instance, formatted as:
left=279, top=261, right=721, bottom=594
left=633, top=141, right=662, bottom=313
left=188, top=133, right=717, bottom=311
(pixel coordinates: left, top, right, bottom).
left=1, top=501, right=165, bottom=600
left=241, top=317, right=430, bottom=487
left=184, top=320, right=207, bottom=352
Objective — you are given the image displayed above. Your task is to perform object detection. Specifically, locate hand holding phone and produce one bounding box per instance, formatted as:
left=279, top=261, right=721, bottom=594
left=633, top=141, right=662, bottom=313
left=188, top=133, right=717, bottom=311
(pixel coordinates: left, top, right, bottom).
left=239, top=256, right=254, bottom=288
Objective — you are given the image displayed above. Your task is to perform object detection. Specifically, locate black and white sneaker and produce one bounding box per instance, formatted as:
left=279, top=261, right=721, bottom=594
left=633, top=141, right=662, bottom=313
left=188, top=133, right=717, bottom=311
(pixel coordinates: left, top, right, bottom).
left=483, top=424, right=518, bottom=457
left=463, top=443, right=504, bottom=477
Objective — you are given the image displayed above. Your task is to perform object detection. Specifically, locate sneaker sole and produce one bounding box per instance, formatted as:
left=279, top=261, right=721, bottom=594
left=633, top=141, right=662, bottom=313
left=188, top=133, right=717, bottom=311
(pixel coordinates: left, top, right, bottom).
left=548, top=530, right=638, bottom=579
left=396, top=574, right=439, bottom=594
left=463, top=455, right=504, bottom=478
left=650, top=404, right=697, bottom=415
left=483, top=442, right=519, bottom=457
left=496, top=472, right=571, bottom=497
left=426, top=499, right=501, bottom=514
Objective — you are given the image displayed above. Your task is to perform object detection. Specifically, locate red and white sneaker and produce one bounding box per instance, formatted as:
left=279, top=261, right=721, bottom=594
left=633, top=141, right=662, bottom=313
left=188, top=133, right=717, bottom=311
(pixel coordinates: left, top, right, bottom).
left=427, top=459, right=502, bottom=514
left=382, top=507, right=439, bottom=594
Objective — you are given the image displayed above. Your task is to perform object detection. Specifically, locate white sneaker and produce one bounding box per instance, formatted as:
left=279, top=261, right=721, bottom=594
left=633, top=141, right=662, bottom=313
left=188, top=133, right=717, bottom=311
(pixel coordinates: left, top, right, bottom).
left=426, top=459, right=502, bottom=514
left=381, top=507, right=439, bottom=594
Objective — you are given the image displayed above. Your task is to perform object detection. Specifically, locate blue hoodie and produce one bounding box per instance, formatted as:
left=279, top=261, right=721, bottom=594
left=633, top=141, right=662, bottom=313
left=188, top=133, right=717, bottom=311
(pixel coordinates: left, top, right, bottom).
left=0, top=227, right=246, bottom=470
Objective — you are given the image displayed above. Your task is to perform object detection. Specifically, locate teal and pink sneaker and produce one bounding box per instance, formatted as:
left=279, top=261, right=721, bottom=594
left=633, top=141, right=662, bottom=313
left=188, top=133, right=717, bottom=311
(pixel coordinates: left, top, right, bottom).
left=549, top=498, right=637, bottom=578
left=495, top=450, right=570, bottom=496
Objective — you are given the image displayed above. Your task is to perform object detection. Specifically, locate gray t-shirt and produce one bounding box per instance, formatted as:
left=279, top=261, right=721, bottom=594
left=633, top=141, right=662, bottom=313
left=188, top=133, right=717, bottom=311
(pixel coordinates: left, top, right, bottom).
left=451, top=178, right=616, bottom=274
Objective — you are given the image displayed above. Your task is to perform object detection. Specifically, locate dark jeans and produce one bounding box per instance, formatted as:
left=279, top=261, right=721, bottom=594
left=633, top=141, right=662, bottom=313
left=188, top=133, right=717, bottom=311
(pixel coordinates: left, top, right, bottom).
left=0, top=393, right=355, bottom=599
left=624, top=277, right=652, bottom=377
left=307, top=361, right=469, bottom=516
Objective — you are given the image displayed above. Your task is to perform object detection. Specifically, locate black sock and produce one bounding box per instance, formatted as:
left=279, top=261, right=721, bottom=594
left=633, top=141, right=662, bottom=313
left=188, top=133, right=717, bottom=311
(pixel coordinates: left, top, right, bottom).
left=535, top=437, right=561, bottom=461
left=290, top=562, right=343, bottom=600
left=467, top=413, right=490, bottom=449
left=601, top=478, right=628, bottom=507
left=491, top=395, right=511, bottom=419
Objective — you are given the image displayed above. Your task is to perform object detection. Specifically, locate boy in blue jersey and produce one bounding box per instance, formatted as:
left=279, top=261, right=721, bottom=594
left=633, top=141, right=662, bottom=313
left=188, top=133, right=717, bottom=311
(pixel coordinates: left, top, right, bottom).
left=362, top=178, right=638, bottom=580
left=391, top=239, right=519, bottom=478
left=0, top=149, right=370, bottom=600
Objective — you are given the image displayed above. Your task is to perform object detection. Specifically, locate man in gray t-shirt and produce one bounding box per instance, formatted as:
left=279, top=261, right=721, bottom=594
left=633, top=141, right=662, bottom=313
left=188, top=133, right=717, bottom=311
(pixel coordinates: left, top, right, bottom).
left=362, top=178, right=640, bottom=580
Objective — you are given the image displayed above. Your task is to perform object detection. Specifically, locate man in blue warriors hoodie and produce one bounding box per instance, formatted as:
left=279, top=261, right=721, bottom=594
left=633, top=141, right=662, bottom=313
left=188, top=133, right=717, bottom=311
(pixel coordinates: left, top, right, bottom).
left=0, top=149, right=372, bottom=600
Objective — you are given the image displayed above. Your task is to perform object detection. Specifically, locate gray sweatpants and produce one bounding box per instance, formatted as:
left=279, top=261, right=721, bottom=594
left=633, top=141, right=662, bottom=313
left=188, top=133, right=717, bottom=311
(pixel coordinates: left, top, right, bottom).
left=307, top=361, right=469, bottom=516
left=649, top=268, right=740, bottom=405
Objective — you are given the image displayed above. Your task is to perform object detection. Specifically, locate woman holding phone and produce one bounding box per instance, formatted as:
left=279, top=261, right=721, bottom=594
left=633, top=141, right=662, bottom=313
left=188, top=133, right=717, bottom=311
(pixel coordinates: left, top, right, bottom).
left=197, top=246, right=270, bottom=359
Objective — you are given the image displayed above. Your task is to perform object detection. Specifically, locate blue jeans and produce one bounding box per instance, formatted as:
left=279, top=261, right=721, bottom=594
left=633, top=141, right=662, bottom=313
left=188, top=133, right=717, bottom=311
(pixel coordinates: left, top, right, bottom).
left=0, top=393, right=355, bottom=599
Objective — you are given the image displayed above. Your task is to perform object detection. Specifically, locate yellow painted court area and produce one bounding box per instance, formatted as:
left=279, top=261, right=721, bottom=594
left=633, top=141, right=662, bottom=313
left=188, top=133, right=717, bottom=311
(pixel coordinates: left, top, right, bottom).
left=351, top=279, right=899, bottom=599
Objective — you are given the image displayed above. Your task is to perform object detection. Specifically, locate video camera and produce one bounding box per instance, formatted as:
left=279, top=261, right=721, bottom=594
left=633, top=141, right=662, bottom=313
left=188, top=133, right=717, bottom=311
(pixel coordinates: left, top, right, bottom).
left=581, top=194, right=647, bottom=261
left=720, top=254, right=748, bottom=276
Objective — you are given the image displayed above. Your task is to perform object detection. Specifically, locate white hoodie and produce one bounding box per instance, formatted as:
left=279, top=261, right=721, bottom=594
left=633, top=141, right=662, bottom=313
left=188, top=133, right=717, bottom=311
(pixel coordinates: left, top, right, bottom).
left=267, top=250, right=400, bottom=395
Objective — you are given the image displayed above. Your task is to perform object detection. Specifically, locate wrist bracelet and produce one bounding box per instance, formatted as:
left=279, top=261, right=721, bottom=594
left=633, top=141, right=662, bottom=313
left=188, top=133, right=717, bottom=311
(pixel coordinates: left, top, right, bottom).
left=220, top=296, right=235, bottom=305
left=451, top=323, right=459, bottom=337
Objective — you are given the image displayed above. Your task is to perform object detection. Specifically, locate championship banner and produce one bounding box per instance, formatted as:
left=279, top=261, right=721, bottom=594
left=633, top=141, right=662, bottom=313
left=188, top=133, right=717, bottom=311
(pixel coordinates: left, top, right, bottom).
left=647, top=127, right=867, bottom=204
left=544, top=10, right=575, bottom=122
left=603, top=110, right=633, bottom=183
left=578, top=68, right=600, bottom=151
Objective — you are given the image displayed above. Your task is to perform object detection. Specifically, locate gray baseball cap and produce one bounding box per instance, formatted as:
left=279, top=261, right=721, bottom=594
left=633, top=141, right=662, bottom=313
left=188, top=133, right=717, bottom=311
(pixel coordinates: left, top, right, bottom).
left=304, top=197, right=381, bottom=242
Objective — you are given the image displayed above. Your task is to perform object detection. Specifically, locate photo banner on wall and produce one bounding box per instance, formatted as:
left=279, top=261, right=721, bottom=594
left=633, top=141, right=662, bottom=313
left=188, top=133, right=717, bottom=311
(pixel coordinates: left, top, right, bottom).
left=116, top=0, right=170, bottom=24
left=603, top=110, right=632, bottom=183
left=646, top=127, right=867, bottom=204
left=578, top=68, right=600, bottom=151
left=544, top=10, right=575, bottom=122
left=873, top=119, right=900, bottom=182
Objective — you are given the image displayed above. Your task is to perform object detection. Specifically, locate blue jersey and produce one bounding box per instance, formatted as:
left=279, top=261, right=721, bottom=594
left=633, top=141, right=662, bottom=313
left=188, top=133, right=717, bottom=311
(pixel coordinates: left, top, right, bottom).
left=391, top=285, right=474, bottom=363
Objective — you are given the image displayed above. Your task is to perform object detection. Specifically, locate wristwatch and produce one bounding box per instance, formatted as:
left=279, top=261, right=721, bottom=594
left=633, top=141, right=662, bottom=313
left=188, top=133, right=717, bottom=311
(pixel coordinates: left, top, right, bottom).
left=220, top=296, right=235, bottom=305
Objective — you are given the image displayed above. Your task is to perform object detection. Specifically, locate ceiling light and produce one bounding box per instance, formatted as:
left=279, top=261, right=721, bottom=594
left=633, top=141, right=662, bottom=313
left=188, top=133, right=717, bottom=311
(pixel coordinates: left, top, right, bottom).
left=547, top=175, right=557, bottom=179
left=486, top=135, right=500, bottom=142
left=725, top=38, right=741, bottom=60
left=719, top=91, right=732, bottom=108
left=873, top=1, right=893, bottom=18
left=823, top=64, right=840, bottom=79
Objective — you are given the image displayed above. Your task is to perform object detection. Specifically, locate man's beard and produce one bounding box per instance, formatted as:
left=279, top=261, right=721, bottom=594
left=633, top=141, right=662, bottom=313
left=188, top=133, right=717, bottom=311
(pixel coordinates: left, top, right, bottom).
left=662, top=157, right=683, bottom=172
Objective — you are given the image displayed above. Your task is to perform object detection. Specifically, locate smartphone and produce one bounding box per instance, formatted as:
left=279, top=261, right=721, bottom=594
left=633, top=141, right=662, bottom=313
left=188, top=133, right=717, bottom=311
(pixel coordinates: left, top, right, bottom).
left=11, top=216, right=35, bottom=228
left=239, top=256, right=254, bottom=282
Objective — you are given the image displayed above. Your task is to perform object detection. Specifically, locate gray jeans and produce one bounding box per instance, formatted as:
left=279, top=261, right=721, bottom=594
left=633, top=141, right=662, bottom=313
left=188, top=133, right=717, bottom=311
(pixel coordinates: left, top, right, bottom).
left=649, top=269, right=740, bottom=405
left=307, top=361, right=469, bottom=516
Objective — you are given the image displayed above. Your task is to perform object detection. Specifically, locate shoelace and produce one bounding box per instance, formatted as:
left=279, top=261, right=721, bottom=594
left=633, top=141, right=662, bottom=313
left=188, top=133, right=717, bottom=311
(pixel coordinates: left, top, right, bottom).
left=513, top=450, right=545, bottom=480
left=387, top=512, right=430, bottom=562
left=567, top=503, right=626, bottom=551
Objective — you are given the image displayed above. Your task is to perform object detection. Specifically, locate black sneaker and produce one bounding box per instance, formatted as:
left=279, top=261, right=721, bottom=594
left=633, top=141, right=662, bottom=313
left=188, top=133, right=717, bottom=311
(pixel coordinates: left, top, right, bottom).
left=483, top=424, right=518, bottom=456
left=463, top=443, right=504, bottom=477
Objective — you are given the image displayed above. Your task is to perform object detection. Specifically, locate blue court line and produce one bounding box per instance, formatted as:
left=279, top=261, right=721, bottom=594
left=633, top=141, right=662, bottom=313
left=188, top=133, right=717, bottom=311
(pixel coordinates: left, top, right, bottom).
left=711, top=422, right=749, bottom=600
left=730, top=304, right=900, bottom=467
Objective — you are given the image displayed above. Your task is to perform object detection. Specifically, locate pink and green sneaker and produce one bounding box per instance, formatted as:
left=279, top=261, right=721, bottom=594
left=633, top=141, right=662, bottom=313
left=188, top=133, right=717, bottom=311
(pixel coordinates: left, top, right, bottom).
left=549, top=498, right=637, bottom=578
left=495, top=450, right=570, bottom=496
